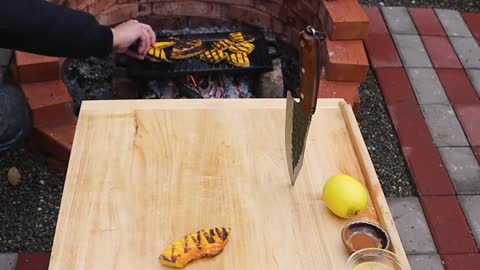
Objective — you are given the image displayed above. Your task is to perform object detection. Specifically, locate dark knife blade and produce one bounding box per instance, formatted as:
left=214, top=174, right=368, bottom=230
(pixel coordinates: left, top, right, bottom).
left=285, top=26, right=325, bottom=186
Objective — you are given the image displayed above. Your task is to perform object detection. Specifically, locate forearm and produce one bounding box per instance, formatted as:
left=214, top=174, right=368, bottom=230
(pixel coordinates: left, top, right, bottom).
left=0, top=0, right=113, bottom=58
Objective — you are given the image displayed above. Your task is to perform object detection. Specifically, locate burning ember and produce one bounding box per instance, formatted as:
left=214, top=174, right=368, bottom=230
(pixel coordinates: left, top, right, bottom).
left=141, top=74, right=252, bottom=99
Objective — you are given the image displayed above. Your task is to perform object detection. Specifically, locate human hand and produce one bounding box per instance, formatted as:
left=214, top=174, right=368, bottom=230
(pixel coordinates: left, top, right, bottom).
left=111, top=20, right=155, bottom=60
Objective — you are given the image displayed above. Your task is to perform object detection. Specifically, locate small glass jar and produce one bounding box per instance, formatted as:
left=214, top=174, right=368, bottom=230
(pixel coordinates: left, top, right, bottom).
left=345, top=248, right=407, bottom=270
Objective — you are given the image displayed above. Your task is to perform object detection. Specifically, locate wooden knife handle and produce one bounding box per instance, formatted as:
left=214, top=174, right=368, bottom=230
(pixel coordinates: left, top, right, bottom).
left=298, top=27, right=324, bottom=117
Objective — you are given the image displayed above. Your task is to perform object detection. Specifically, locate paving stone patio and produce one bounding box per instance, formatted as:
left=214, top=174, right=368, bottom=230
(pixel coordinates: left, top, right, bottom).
left=366, top=5, right=480, bottom=270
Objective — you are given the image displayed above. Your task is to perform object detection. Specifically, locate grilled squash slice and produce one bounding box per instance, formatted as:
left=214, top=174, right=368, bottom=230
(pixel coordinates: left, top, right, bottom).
left=212, top=39, right=233, bottom=51
left=199, top=49, right=227, bottom=64
left=171, top=39, right=205, bottom=59
left=159, top=227, right=231, bottom=269
left=229, top=42, right=255, bottom=54
left=146, top=47, right=171, bottom=63
left=226, top=52, right=250, bottom=68
left=228, top=32, right=255, bottom=43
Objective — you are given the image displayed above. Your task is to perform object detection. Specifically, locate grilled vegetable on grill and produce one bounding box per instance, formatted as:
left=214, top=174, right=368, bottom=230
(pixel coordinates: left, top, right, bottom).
left=229, top=42, right=255, bottom=54
left=159, top=227, right=231, bottom=268
left=146, top=47, right=172, bottom=63
left=212, top=39, right=233, bottom=51
left=226, top=52, right=250, bottom=68
left=171, top=39, right=205, bottom=59
left=228, top=32, right=255, bottom=43
left=199, top=49, right=227, bottom=64
left=153, top=40, right=177, bottom=49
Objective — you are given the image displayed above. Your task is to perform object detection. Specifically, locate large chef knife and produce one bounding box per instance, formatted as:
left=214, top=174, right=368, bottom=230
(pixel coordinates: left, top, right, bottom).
left=285, top=26, right=325, bottom=186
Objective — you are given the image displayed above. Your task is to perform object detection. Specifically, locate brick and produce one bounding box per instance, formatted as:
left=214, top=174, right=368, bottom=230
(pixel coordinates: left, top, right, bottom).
left=435, top=9, right=473, bottom=37
left=406, top=68, right=449, bottom=104
left=12, top=51, right=61, bottom=83
left=381, top=6, right=418, bottom=35
left=459, top=196, right=480, bottom=246
left=138, top=2, right=151, bottom=17
left=32, top=114, right=77, bottom=162
left=462, top=12, right=480, bottom=44
left=225, top=6, right=278, bottom=30
left=320, top=0, right=369, bottom=40
left=20, top=80, right=73, bottom=127
left=466, top=69, right=480, bottom=96
left=0, top=48, right=13, bottom=66
left=0, top=253, right=17, bottom=270
left=421, top=104, right=468, bottom=147
left=408, top=8, right=446, bottom=36
left=47, top=157, right=68, bottom=173
left=363, top=7, right=389, bottom=35
left=392, top=34, right=432, bottom=68
left=0, top=67, right=6, bottom=83
left=15, top=252, right=50, bottom=270
left=96, top=3, right=138, bottom=26
left=364, top=34, right=402, bottom=68
left=402, top=144, right=455, bottom=195
left=317, top=72, right=359, bottom=105
left=152, top=1, right=225, bottom=18
left=420, top=196, right=478, bottom=254
left=323, top=39, right=368, bottom=82
left=421, top=36, right=462, bottom=69
left=439, top=147, right=480, bottom=194
left=456, top=105, right=480, bottom=146
left=387, top=197, right=436, bottom=254
left=78, top=0, right=115, bottom=16
left=449, top=37, right=480, bottom=69
left=436, top=68, right=479, bottom=106
left=442, top=254, right=480, bottom=270
left=138, top=15, right=188, bottom=30
left=375, top=68, right=417, bottom=107
left=408, top=254, right=444, bottom=270
left=254, top=0, right=284, bottom=20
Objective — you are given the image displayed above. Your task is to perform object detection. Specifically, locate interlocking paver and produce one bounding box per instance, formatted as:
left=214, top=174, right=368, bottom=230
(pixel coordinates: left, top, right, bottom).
left=436, top=68, right=479, bottom=105
left=442, top=254, right=480, bottom=270
left=365, top=35, right=403, bottom=68
left=462, top=12, right=480, bottom=44
left=0, top=49, right=12, bottom=66
left=420, top=196, right=478, bottom=254
left=381, top=7, right=418, bottom=35
left=459, top=196, right=480, bottom=247
left=0, top=253, right=17, bottom=270
left=421, top=104, right=468, bottom=147
left=449, top=37, right=480, bottom=69
left=15, top=252, right=50, bottom=270
left=392, top=34, right=432, bottom=68
left=406, top=68, right=449, bottom=104
left=402, top=144, right=456, bottom=196
left=435, top=9, right=473, bottom=37
left=421, top=36, right=463, bottom=69
left=387, top=197, right=436, bottom=254
left=408, top=8, right=446, bottom=36
left=364, top=7, right=389, bottom=35
left=474, top=146, right=480, bottom=164
left=438, top=147, right=480, bottom=195
left=408, top=254, right=445, bottom=270
left=456, top=105, right=480, bottom=146
left=466, top=69, right=480, bottom=96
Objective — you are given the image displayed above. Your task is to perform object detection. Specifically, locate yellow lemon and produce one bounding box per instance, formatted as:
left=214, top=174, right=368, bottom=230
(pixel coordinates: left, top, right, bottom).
left=322, top=174, right=367, bottom=219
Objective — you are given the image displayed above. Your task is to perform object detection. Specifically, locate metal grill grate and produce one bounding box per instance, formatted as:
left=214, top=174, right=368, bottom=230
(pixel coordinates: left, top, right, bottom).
left=127, top=32, right=274, bottom=79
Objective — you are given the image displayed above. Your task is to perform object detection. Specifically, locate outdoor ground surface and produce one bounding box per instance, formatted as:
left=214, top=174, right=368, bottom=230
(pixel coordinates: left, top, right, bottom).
left=360, top=0, right=479, bottom=13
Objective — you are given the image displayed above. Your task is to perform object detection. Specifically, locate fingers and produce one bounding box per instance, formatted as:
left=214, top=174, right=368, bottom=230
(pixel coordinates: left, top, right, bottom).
left=125, top=50, right=144, bottom=60
left=140, top=29, right=151, bottom=55
left=142, top=23, right=156, bottom=46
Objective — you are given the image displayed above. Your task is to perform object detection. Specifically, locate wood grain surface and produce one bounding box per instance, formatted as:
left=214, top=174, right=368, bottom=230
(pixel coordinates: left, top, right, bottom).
left=49, top=99, right=409, bottom=270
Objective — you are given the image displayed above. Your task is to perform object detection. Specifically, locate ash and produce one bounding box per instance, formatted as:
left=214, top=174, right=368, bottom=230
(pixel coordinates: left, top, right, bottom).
left=140, top=74, right=253, bottom=99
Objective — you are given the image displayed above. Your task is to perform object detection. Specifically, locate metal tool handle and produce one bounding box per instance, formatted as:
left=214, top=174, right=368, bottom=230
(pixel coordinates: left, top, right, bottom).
left=297, top=26, right=325, bottom=117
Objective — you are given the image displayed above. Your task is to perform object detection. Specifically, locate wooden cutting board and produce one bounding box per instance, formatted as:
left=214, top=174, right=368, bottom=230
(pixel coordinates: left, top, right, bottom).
left=49, top=99, right=409, bottom=270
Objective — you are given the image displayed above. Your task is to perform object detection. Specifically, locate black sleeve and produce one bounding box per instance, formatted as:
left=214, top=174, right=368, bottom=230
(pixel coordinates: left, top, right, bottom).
left=0, top=0, right=113, bottom=58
